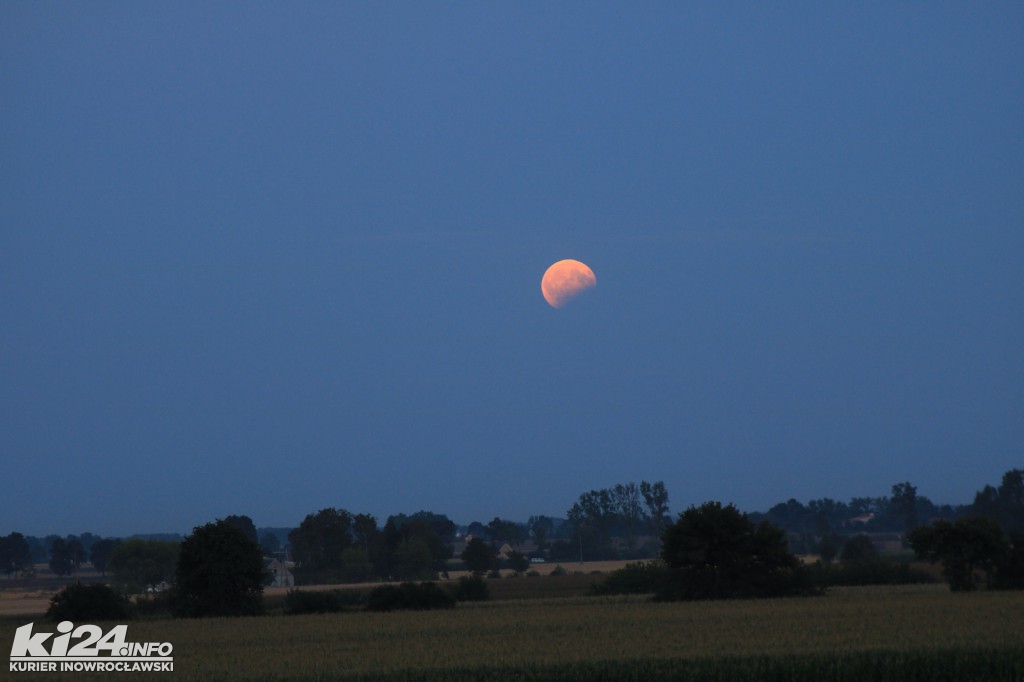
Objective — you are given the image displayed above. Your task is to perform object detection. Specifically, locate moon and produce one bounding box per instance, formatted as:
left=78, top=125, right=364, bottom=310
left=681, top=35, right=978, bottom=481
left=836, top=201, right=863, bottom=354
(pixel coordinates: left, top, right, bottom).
left=541, top=259, right=597, bottom=308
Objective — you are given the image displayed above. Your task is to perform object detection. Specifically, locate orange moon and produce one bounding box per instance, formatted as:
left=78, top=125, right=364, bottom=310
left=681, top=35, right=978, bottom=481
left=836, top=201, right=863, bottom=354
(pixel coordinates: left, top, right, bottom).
left=541, top=259, right=597, bottom=308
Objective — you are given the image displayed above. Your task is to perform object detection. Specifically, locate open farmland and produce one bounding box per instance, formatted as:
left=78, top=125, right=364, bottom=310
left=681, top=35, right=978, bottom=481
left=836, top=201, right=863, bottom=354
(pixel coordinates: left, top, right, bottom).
left=3, top=584, right=1024, bottom=681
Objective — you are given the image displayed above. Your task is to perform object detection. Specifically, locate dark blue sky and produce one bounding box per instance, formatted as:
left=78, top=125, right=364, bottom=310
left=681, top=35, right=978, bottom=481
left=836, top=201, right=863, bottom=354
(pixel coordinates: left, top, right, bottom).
left=2, top=3, right=1021, bottom=536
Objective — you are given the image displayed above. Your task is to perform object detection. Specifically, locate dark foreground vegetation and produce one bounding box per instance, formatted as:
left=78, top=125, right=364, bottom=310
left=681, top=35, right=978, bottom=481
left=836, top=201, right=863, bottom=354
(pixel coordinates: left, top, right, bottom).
left=302, top=650, right=1024, bottom=682
left=5, top=584, right=1023, bottom=682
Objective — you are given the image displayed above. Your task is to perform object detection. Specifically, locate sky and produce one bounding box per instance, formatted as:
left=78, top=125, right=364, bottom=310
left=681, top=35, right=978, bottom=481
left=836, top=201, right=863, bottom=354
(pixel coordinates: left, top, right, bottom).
left=2, top=2, right=1022, bottom=537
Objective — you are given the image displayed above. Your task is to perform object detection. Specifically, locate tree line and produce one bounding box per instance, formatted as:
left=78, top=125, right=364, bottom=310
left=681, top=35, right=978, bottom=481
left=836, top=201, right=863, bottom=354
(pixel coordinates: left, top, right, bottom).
left=3, top=469, right=1022, bottom=592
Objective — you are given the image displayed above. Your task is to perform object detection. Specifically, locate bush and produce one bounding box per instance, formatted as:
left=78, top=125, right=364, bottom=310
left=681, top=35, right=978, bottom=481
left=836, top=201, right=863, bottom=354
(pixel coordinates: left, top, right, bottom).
left=365, top=582, right=456, bottom=612
left=450, top=575, right=489, bottom=602
left=590, top=561, right=671, bottom=596
left=284, top=588, right=368, bottom=614
left=47, top=583, right=132, bottom=622
left=549, top=565, right=568, bottom=576
left=131, top=591, right=175, bottom=619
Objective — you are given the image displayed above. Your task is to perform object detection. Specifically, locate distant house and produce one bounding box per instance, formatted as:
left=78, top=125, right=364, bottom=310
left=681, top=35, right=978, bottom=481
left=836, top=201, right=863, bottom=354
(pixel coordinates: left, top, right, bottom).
left=848, top=513, right=875, bottom=526
left=264, top=557, right=294, bottom=587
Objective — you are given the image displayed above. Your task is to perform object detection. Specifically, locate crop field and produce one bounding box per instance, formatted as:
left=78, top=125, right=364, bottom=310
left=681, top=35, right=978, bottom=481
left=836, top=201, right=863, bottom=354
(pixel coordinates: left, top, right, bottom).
left=3, top=584, right=1024, bottom=681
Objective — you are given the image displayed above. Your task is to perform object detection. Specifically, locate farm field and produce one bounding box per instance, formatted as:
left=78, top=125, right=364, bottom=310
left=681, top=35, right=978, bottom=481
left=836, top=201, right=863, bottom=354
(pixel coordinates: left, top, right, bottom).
left=3, top=584, right=1024, bottom=681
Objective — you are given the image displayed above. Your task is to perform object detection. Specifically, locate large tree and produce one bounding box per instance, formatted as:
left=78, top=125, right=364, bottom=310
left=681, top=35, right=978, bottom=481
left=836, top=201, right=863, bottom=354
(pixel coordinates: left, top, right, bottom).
left=89, top=538, right=121, bottom=576
left=528, top=515, right=554, bottom=550
left=222, top=515, right=259, bottom=545
left=890, top=482, right=919, bottom=533
left=48, top=538, right=85, bottom=577
left=461, top=537, right=494, bottom=576
left=385, top=517, right=452, bottom=580
left=0, top=532, right=32, bottom=578
left=640, top=481, right=670, bottom=537
left=908, top=517, right=1008, bottom=592
left=109, top=539, right=179, bottom=594
left=175, top=520, right=265, bottom=617
left=660, top=501, right=810, bottom=600
left=288, top=508, right=353, bottom=572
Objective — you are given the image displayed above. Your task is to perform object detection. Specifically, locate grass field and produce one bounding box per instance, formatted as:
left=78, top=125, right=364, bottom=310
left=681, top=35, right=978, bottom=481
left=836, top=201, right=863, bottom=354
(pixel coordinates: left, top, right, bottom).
left=3, top=584, right=1024, bottom=681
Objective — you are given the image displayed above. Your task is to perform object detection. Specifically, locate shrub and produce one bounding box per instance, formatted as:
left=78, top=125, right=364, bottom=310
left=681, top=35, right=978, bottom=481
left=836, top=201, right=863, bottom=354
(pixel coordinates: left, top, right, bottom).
left=284, top=589, right=368, bottom=614
left=131, top=591, right=176, bottom=619
left=366, top=582, right=456, bottom=612
left=590, top=561, right=671, bottom=596
left=47, top=583, right=132, bottom=622
left=549, top=565, right=568, bottom=576
left=450, top=575, right=490, bottom=602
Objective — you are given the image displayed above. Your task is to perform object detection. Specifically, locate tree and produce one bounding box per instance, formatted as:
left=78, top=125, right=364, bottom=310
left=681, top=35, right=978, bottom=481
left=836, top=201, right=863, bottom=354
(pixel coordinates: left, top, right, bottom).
left=640, top=481, right=670, bottom=537
left=222, top=515, right=259, bottom=545
left=890, top=482, right=919, bottom=533
left=507, top=550, right=530, bottom=576
left=487, top=518, right=523, bottom=546
left=352, top=513, right=379, bottom=551
left=175, top=520, right=265, bottom=617
left=110, top=539, right=179, bottom=594
left=48, top=538, right=83, bottom=577
left=908, top=517, right=1008, bottom=592
left=612, top=483, right=645, bottom=547
left=387, top=517, right=452, bottom=580
left=288, top=508, right=353, bottom=572
left=660, top=501, right=811, bottom=600
left=973, top=468, right=1024, bottom=535
left=89, top=538, right=121, bottom=575
left=528, top=515, right=554, bottom=550
left=259, top=532, right=280, bottom=557
left=0, top=532, right=32, bottom=578
left=461, top=537, right=494, bottom=576
left=390, top=511, right=457, bottom=545
left=567, top=489, right=617, bottom=558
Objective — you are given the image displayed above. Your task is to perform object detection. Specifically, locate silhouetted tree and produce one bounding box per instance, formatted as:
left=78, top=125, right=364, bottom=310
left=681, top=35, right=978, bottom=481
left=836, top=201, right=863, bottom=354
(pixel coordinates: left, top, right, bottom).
left=259, top=532, right=280, bottom=557
left=48, top=538, right=76, bottom=577
left=660, top=501, right=811, bottom=600
left=640, top=481, right=670, bottom=537
left=288, top=508, right=353, bottom=572
left=386, top=517, right=452, bottom=580
left=109, top=539, right=179, bottom=594
left=972, top=468, right=1024, bottom=535
left=890, top=482, right=919, bottom=533
left=0, top=532, right=32, bottom=578
left=175, top=520, right=264, bottom=617
left=89, top=538, right=121, bottom=575
left=528, top=515, right=554, bottom=550
left=222, top=515, right=259, bottom=545
left=909, top=517, right=1007, bottom=591
left=507, top=550, right=530, bottom=575
left=487, top=518, right=523, bottom=546
left=461, top=537, right=494, bottom=576
left=612, top=483, right=645, bottom=547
